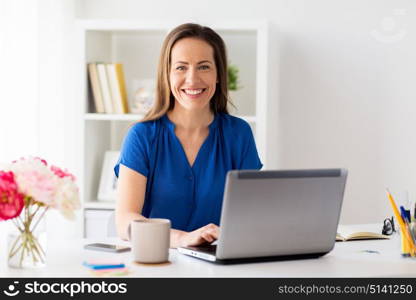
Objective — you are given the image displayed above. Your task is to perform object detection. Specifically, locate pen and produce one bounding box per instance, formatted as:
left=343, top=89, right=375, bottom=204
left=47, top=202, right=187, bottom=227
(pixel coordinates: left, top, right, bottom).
left=386, top=189, right=415, bottom=256
left=400, top=205, right=416, bottom=247
left=400, top=206, right=406, bottom=220
left=400, top=207, right=411, bottom=256
left=414, top=202, right=416, bottom=222
left=406, top=210, right=411, bottom=223
left=404, top=217, right=416, bottom=243
left=400, top=206, right=411, bottom=223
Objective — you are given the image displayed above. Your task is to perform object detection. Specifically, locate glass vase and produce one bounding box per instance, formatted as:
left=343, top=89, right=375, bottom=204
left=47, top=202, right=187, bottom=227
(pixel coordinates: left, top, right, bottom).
left=7, top=206, right=47, bottom=269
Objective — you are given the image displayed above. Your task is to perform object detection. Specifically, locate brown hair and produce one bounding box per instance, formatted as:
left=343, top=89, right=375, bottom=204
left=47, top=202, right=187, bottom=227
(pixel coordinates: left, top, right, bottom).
left=141, top=23, right=230, bottom=122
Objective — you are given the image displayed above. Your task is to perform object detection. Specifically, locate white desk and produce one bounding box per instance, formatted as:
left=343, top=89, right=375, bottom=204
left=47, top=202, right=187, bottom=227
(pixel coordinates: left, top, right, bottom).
left=1, top=225, right=416, bottom=278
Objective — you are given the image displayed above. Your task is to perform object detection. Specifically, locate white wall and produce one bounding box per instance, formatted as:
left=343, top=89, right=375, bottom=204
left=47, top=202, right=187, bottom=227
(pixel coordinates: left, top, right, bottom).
left=0, top=0, right=39, bottom=160
left=38, top=0, right=83, bottom=239
left=0, top=0, right=83, bottom=238
left=0, top=0, right=39, bottom=241
left=76, top=0, right=416, bottom=224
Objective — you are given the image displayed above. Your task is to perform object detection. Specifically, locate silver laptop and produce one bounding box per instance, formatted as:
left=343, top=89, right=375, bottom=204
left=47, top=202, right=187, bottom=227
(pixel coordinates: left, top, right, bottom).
left=178, top=168, right=348, bottom=264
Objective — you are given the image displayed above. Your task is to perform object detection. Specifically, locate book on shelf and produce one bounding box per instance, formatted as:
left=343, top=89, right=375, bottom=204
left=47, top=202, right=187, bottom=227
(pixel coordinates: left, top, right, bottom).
left=96, top=63, right=114, bottom=114
left=87, top=63, right=105, bottom=113
left=106, top=63, right=129, bottom=114
left=336, top=224, right=390, bottom=242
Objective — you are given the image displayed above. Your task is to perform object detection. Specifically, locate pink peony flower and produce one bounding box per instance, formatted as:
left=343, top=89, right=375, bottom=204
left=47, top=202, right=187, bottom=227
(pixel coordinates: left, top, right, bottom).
left=8, top=158, right=57, bottom=207
left=1, top=156, right=80, bottom=220
left=54, top=177, right=80, bottom=220
left=50, top=165, right=76, bottom=181
left=0, top=171, right=25, bottom=221
left=12, top=156, right=47, bottom=166
left=34, top=157, right=48, bottom=166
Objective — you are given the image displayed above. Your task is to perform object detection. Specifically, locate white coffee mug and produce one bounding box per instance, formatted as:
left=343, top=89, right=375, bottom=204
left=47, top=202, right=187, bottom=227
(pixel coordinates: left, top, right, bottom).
left=130, top=218, right=171, bottom=263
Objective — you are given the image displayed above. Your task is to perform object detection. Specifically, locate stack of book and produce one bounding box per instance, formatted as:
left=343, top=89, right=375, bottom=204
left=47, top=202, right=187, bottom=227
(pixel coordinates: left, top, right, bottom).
left=87, top=62, right=130, bottom=114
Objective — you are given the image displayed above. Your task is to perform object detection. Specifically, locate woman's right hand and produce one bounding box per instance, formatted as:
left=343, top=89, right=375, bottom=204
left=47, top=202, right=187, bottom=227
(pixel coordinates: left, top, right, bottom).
left=178, top=223, right=220, bottom=247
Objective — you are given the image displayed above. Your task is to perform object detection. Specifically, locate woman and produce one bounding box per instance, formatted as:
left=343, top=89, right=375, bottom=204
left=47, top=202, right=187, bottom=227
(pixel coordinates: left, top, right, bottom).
left=114, top=23, right=262, bottom=248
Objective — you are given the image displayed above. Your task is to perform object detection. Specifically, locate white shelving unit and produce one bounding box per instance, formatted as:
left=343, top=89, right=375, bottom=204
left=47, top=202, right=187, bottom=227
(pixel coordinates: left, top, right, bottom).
left=75, top=20, right=269, bottom=237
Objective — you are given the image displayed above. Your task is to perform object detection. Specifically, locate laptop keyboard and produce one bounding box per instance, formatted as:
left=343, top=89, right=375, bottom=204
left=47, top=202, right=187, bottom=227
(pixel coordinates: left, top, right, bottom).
left=186, top=244, right=217, bottom=255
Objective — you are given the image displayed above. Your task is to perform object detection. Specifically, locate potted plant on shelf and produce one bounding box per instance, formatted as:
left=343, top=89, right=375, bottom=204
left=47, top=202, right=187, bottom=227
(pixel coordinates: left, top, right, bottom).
left=227, top=63, right=242, bottom=114
left=227, top=64, right=241, bottom=92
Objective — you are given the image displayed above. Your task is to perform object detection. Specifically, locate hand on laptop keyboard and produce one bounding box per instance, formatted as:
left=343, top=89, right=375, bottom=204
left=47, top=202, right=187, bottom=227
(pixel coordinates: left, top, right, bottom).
left=178, top=223, right=220, bottom=247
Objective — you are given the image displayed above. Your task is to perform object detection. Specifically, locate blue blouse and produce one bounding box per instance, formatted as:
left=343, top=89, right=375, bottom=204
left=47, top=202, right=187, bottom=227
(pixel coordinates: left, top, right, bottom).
left=114, top=113, right=262, bottom=232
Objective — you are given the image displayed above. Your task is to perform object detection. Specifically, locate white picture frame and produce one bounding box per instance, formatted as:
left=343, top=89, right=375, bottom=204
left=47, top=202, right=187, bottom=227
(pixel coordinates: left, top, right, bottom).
left=97, top=151, right=120, bottom=202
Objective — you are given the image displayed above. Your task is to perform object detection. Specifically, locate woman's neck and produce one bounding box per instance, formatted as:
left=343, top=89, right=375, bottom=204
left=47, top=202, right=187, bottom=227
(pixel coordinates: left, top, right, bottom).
left=167, top=106, right=214, bottom=131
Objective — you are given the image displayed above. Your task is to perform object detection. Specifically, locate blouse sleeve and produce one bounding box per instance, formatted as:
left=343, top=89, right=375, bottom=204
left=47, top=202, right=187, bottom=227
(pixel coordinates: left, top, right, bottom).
left=238, top=121, right=263, bottom=170
left=114, top=123, right=150, bottom=178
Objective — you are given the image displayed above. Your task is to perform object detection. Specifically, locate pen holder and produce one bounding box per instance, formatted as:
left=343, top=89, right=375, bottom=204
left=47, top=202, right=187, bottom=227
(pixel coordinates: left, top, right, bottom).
left=386, top=190, right=416, bottom=258
left=397, top=225, right=416, bottom=258
left=400, top=228, right=411, bottom=257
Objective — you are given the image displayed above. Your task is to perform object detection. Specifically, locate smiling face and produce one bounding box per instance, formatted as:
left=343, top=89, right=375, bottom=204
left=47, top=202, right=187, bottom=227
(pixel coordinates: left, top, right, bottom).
left=169, top=37, right=217, bottom=112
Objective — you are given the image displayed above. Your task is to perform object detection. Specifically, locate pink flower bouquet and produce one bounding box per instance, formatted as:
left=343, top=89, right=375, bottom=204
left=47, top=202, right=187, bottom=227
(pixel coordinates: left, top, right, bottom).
left=0, top=157, right=80, bottom=268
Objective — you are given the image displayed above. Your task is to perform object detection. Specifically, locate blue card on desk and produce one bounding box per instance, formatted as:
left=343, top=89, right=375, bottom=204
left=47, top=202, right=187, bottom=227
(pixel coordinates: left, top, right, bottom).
left=82, top=261, right=125, bottom=270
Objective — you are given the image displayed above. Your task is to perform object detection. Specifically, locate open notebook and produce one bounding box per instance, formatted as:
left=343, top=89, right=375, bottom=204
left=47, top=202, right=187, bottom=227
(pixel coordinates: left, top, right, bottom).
left=336, top=225, right=390, bottom=242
